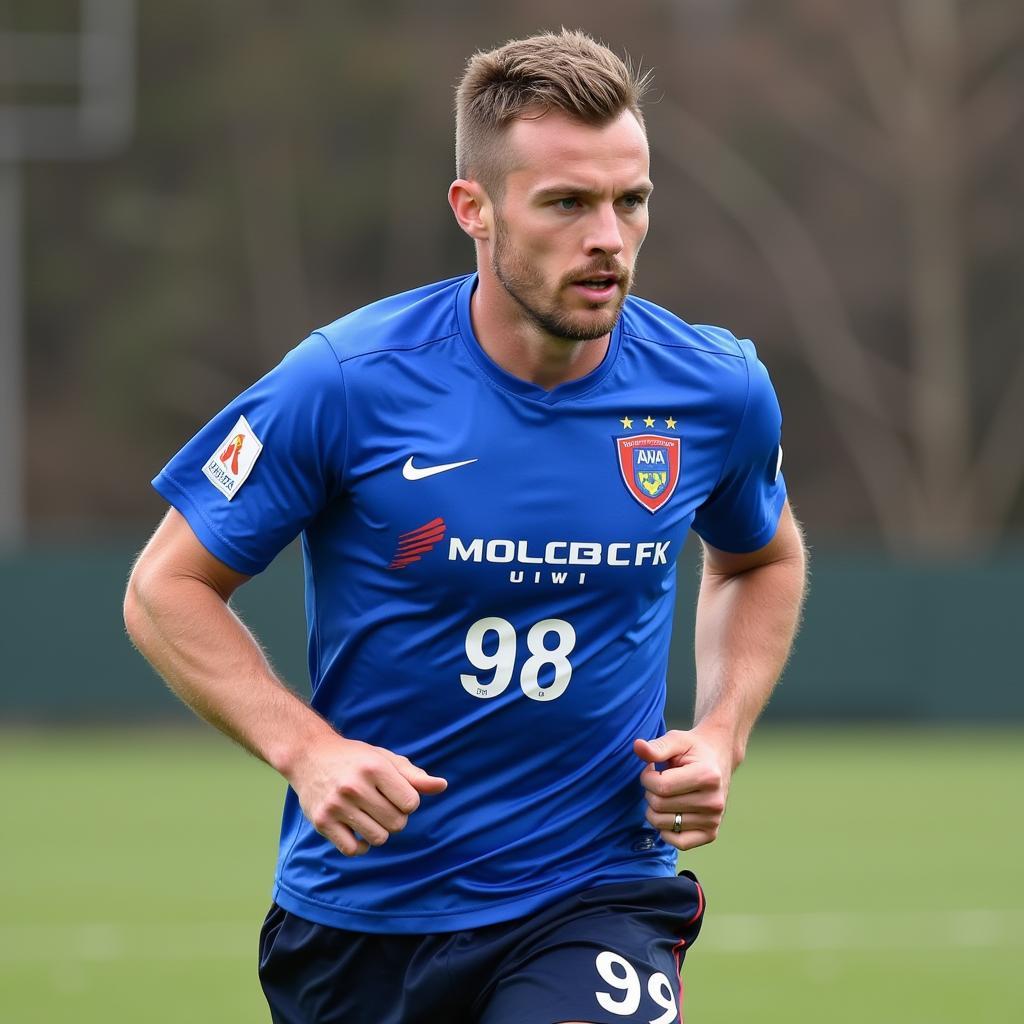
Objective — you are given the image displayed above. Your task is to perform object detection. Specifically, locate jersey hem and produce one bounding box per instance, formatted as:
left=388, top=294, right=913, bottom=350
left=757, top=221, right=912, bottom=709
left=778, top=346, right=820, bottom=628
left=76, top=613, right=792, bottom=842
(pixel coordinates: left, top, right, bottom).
left=271, top=860, right=676, bottom=934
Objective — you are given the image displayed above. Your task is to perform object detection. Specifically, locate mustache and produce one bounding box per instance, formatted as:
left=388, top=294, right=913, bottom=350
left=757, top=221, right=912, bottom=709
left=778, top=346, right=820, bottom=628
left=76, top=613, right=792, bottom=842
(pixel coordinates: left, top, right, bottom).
left=562, top=261, right=631, bottom=286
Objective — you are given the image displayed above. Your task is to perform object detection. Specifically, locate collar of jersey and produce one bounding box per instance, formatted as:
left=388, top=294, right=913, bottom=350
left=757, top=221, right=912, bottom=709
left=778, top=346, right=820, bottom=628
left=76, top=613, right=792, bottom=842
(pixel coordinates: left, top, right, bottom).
left=456, top=274, right=623, bottom=405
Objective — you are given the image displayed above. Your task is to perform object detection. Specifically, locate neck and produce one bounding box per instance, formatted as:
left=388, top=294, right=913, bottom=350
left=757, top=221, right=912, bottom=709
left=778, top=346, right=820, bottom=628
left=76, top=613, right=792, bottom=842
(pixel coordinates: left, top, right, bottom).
left=469, top=269, right=610, bottom=391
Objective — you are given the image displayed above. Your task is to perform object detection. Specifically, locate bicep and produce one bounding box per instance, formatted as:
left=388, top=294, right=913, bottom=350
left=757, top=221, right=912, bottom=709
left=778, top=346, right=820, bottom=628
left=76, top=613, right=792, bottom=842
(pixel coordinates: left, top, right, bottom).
left=700, top=501, right=804, bottom=577
left=132, top=508, right=252, bottom=602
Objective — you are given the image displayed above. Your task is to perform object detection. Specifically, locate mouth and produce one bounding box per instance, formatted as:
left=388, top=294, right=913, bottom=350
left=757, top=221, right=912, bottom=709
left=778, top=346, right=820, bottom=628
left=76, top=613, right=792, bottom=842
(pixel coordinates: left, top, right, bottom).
left=570, top=274, right=621, bottom=302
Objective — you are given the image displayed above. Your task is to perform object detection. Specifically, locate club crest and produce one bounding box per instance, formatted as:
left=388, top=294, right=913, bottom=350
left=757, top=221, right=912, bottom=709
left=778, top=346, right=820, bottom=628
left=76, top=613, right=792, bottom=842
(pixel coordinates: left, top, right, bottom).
left=616, top=434, right=680, bottom=513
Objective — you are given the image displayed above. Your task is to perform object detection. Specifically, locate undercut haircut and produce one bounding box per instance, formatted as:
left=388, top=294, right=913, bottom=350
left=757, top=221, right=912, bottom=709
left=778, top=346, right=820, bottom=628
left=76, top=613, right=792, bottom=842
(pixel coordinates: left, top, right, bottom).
left=455, top=29, right=651, bottom=199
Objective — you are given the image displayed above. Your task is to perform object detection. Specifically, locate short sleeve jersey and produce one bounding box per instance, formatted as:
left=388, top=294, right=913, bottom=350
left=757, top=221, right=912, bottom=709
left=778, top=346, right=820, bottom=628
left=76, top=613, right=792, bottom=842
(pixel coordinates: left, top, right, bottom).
left=154, top=274, right=787, bottom=933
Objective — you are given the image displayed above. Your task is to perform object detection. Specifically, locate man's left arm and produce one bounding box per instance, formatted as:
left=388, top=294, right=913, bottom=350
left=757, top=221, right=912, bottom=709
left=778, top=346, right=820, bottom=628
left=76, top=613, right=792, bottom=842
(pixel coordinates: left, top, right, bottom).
left=634, top=501, right=807, bottom=851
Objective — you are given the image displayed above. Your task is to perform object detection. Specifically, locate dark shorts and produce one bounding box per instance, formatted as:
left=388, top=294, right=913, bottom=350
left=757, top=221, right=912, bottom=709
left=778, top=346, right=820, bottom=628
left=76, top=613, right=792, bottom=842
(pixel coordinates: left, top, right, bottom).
left=259, top=871, right=705, bottom=1024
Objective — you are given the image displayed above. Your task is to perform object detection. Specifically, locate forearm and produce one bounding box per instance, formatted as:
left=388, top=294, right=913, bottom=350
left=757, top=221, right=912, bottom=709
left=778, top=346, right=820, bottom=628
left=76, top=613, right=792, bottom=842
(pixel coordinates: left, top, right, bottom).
left=693, top=547, right=806, bottom=768
left=123, top=569, right=333, bottom=779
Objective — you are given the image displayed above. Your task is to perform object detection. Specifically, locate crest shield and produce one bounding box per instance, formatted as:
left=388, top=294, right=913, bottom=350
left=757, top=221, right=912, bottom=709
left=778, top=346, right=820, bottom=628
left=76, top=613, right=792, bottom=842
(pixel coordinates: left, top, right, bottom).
left=616, top=434, right=681, bottom=513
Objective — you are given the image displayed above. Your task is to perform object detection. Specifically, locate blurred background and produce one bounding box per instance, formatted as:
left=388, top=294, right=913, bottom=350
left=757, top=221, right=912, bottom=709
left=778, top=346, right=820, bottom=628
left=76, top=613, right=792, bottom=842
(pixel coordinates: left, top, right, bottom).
left=1, top=1, right=1021, bottom=1022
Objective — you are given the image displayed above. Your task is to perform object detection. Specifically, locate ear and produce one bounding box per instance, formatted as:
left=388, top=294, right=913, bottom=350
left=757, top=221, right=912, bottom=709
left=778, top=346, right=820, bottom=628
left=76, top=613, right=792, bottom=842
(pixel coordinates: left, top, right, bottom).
left=448, top=179, right=493, bottom=241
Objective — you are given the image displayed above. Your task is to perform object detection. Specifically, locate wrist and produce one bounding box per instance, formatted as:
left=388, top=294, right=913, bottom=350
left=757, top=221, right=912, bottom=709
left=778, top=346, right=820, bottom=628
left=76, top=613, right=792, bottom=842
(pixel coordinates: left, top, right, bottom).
left=692, top=717, right=747, bottom=772
left=267, top=711, right=341, bottom=783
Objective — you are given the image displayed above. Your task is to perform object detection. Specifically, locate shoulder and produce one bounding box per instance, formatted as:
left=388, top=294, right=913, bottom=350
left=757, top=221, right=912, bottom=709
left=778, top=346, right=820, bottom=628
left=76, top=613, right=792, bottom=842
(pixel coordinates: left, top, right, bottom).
left=621, top=294, right=763, bottom=365
left=313, top=275, right=468, bottom=365
left=620, top=294, right=766, bottom=396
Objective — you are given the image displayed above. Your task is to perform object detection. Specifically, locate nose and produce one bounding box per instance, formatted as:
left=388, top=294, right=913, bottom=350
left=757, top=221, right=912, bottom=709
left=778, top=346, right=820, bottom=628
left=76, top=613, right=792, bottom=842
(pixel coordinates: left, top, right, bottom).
left=583, top=203, right=624, bottom=258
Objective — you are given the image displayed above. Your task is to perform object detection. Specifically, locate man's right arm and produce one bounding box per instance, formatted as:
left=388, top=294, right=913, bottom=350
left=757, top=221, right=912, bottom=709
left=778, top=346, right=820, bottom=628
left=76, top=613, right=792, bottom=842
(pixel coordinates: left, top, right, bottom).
left=123, top=508, right=446, bottom=856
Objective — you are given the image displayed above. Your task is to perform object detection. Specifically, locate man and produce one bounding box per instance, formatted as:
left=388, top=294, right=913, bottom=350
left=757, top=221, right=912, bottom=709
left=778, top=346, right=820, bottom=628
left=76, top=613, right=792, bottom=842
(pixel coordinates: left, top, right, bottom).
left=125, top=28, right=806, bottom=1024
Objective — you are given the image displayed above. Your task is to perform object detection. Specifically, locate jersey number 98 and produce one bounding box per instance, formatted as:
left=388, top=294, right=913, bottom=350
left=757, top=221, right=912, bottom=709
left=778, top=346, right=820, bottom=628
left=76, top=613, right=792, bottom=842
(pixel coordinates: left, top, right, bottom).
left=460, top=617, right=576, bottom=701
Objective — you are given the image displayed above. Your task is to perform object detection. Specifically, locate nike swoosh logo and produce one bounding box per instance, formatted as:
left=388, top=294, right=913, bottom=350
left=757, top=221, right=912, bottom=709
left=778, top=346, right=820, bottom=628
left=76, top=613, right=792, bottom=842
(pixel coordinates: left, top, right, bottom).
left=402, top=456, right=478, bottom=481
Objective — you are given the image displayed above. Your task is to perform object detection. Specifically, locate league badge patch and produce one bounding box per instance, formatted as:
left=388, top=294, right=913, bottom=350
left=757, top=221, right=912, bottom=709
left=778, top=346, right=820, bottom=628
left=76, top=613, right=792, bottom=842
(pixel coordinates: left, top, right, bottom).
left=202, top=414, right=263, bottom=500
left=616, top=434, right=680, bottom=513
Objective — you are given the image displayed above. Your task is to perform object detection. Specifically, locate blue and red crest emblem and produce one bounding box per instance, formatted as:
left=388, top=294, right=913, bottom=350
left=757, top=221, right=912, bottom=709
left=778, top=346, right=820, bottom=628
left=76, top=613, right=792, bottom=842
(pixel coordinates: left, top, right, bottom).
left=616, top=434, right=680, bottom=513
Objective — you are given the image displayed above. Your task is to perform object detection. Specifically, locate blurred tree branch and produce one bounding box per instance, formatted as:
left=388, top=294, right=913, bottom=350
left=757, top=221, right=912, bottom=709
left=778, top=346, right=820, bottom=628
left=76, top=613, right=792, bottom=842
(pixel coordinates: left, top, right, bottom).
left=662, top=0, right=1024, bottom=552
left=965, top=0, right=1024, bottom=78
left=649, top=100, right=916, bottom=547
left=845, top=8, right=910, bottom=140
left=749, top=62, right=893, bottom=183
left=964, top=60, right=1024, bottom=156
left=968, top=351, right=1024, bottom=538
left=215, top=2, right=311, bottom=364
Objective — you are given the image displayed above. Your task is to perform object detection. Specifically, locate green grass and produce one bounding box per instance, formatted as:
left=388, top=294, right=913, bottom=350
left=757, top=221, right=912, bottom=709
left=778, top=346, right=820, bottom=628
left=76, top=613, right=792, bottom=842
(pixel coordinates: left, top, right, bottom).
left=681, top=729, right=1024, bottom=1022
left=1, top=727, right=1021, bottom=1023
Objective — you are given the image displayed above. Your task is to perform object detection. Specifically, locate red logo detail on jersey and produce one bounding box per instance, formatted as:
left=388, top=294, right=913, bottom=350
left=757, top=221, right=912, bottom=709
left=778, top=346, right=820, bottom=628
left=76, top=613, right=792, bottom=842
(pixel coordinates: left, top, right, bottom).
left=616, top=434, right=680, bottom=513
left=219, top=433, right=245, bottom=475
left=388, top=517, right=447, bottom=570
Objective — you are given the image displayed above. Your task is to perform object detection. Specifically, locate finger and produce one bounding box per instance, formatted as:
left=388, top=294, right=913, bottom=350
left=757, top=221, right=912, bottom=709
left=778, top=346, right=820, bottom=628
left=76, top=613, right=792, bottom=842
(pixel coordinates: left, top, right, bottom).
left=645, top=808, right=720, bottom=833
left=637, top=762, right=658, bottom=792
left=348, top=783, right=412, bottom=833
left=372, top=763, right=426, bottom=816
left=633, top=736, right=663, bottom=765
left=410, top=772, right=448, bottom=795
left=398, top=761, right=448, bottom=795
left=658, top=828, right=718, bottom=852
left=343, top=806, right=392, bottom=847
left=640, top=762, right=722, bottom=799
left=311, top=814, right=371, bottom=857
left=392, top=755, right=448, bottom=795
left=332, top=774, right=409, bottom=832
left=645, top=785, right=726, bottom=815
left=634, top=731, right=696, bottom=765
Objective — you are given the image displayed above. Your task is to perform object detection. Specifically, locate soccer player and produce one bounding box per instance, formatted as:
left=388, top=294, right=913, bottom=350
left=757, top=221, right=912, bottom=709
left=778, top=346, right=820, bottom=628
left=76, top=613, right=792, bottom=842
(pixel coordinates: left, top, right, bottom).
left=124, top=29, right=806, bottom=1024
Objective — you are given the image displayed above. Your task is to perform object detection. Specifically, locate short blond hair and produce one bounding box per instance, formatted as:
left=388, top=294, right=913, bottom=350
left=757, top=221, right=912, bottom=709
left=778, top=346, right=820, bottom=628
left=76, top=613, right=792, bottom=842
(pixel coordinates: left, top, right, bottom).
left=455, top=29, right=651, bottom=195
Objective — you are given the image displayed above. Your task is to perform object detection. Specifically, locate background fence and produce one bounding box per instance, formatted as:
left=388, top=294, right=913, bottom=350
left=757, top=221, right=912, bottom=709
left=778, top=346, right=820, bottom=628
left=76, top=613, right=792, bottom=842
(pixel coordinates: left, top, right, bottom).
left=4, top=542, right=1019, bottom=722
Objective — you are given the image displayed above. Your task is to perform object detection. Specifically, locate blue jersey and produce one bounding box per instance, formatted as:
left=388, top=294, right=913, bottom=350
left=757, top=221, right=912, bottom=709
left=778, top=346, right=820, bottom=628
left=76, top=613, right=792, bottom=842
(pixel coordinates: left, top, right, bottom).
left=153, top=274, right=786, bottom=933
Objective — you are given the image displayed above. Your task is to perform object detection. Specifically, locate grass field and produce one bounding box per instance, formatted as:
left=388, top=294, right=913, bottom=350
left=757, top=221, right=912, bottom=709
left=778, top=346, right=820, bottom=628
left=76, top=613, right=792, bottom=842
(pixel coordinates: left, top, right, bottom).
left=1, top=726, right=1021, bottom=1023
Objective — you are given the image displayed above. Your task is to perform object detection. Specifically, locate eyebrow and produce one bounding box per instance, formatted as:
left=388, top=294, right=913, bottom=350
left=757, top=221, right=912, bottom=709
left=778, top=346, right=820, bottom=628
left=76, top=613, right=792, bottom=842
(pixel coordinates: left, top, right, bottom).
left=532, top=182, right=654, bottom=201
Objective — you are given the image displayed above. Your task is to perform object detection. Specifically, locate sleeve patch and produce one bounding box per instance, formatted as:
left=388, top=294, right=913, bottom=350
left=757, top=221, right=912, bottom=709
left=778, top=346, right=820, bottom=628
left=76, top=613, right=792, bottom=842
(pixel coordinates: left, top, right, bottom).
left=201, top=414, right=264, bottom=500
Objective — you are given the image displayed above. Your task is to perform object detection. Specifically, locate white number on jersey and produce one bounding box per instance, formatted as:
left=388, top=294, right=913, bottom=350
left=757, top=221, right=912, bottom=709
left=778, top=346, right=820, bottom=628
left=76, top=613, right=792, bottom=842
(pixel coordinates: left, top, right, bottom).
left=460, top=616, right=517, bottom=698
left=460, top=617, right=576, bottom=701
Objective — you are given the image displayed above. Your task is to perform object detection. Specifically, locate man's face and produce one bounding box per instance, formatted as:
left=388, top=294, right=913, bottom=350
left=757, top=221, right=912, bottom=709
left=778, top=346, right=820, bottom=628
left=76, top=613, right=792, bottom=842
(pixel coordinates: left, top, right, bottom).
left=489, top=108, right=652, bottom=342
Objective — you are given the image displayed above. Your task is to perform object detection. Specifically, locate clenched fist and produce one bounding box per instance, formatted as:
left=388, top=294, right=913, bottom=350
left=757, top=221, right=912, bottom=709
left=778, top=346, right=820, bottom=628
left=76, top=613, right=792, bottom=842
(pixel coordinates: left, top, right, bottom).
left=634, top=729, right=732, bottom=851
left=289, top=736, right=447, bottom=857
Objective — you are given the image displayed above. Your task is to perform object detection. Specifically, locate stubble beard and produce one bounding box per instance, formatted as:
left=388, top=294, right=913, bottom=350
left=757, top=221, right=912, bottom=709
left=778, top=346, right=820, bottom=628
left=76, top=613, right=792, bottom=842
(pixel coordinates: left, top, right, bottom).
left=491, top=216, right=633, bottom=343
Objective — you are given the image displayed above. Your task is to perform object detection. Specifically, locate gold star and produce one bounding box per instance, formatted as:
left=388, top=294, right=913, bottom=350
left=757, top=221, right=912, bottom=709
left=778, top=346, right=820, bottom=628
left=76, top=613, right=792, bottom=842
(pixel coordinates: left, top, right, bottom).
left=643, top=415, right=655, bottom=428
left=665, top=416, right=677, bottom=429
left=620, top=416, right=633, bottom=429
